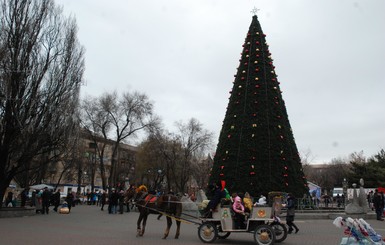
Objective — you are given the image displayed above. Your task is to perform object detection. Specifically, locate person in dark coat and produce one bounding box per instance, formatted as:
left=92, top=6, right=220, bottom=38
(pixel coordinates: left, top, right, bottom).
left=65, top=192, right=74, bottom=213
left=286, top=193, right=299, bottom=234
left=52, top=189, right=61, bottom=212
left=5, top=191, right=14, bottom=207
left=20, top=188, right=29, bottom=207
left=100, top=190, right=107, bottom=211
left=205, top=181, right=225, bottom=217
left=109, top=189, right=119, bottom=214
left=118, top=190, right=125, bottom=214
left=41, top=187, right=51, bottom=214
left=373, top=189, right=384, bottom=221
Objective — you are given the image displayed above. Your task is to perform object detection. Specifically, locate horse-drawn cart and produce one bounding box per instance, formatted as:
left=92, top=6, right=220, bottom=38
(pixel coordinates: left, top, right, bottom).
left=129, top=186, right=287, bottom=244
left=197, top=204, right=287, bottom=244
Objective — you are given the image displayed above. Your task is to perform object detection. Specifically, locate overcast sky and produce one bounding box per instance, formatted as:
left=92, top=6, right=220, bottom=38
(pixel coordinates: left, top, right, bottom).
left=56, top=0, right=385, bottom=164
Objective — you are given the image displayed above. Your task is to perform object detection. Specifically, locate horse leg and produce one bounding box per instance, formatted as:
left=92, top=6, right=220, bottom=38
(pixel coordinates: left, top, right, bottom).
left=137, top=213, right=143, bottom=237
left=141, top=213, right=148, bottom=236
left=163, top=216, right=172, bottom=239
left=175, top=220, right=181, bottom=239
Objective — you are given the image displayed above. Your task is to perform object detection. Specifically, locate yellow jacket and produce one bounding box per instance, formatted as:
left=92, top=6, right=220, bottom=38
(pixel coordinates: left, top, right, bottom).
left=243, top=197, right=253, bottom=211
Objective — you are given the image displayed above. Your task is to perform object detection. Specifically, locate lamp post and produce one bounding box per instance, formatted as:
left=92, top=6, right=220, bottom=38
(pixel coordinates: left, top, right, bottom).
left=342, top=178, right=348, bottom=207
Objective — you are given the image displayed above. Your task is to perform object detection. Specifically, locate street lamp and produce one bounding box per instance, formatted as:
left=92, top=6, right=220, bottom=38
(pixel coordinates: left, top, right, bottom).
left=342, top=178, right=348, bottom=207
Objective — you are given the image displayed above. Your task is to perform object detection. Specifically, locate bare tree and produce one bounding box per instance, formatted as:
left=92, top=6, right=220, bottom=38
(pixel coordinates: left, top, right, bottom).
left=80, top=96, right=112, bottom=190
left=191, top=154, right=213, bottom=189
left=98, top=91, right=158, bottom=188
left=159, top=118, right=213, bottom=193
left=0, top=0, right=84, bottom=206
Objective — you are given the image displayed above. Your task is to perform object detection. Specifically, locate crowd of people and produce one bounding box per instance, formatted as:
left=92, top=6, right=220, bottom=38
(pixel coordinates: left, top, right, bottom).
left=2, top=185, right=136, bottom=215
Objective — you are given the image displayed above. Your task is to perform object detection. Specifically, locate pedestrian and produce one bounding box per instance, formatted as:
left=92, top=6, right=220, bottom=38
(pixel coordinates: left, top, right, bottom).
left=53, top=189, right=61, bottom=212
left=5, top=191, right=14, bottom=207
left=35, top=190, right=43, bottom=213
left=286, top=193, right=299, bottom=234
left=65, top=192, right=74, bottom=213
left=41, top=187, right=51, bottom=214
left=100, top=190, right=107, bottom=211
left=373, top=189, right=384, bottom=221
left=109, top=189, right=119, bottom=214
left=20, top=188, right=29, bottom=207
left=119, top=190, right=125, bottom=214
left=124, top=189, right=131, bottom=212
left=30, top=190, right=36, bottom=207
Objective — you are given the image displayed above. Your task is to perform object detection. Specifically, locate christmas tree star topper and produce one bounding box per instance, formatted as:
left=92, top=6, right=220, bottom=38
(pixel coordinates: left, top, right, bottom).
left=251, top=7, right=260, bottom=16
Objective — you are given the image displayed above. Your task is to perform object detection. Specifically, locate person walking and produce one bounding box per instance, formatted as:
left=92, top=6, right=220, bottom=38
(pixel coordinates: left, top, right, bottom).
left=41, top=187, right=51, bottom=214
left=52, top=189, right=61, bottom=212
left=65, top=192, right=74, bottom=213
left=109, top=188, right=119, bottom=214
left=5, top=191, right=14, bottom=207
left=286, top=193, right=299, bottom=234
left=373, top=189, right=384, bottom=221
left=100, top=190, right=107, bottom=211
left=20, top=188, right=29, bottom=207
left=118, top=190, right=125, bottom=214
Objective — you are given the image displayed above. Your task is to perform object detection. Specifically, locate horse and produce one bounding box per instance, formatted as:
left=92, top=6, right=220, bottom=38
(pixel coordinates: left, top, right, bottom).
left=127, top=185, right=182, bottom=239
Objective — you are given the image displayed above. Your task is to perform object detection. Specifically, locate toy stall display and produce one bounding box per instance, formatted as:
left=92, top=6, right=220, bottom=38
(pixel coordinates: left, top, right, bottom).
left=333, top=217, right=385, bottom=245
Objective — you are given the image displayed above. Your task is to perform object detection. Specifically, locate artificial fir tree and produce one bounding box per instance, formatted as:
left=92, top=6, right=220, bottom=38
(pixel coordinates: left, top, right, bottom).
left=209, top=14, right=308, bottom=198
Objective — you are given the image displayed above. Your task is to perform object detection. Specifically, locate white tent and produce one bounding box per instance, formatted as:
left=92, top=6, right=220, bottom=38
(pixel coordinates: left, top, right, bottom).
left=29, top=184, right=54, bottom=190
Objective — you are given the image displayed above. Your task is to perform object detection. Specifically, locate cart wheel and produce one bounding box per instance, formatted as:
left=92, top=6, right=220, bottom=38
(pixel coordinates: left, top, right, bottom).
left=270, top=222, right=287, bottom=243
left=217, top=231, right=231, bottom=239
left=198, top=222, right=218, bottom=243
left=253, top=224, right=276, bottom=245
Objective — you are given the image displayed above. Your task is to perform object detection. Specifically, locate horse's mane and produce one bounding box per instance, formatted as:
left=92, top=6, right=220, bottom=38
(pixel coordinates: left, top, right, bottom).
left=136, top=185, right=148, bottom=193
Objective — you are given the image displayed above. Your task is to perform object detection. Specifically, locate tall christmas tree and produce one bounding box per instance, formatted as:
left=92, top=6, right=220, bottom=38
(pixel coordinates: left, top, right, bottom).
left=209, top=13, right=308, bottom=197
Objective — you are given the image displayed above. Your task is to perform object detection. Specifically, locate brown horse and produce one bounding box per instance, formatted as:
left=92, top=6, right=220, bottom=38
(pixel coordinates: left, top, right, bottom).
left=126, top=185, right=182, bottom=239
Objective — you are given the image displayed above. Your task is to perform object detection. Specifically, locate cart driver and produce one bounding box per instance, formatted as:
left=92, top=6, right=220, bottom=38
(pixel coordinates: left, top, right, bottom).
left=205, top=181, right=226, bottom=217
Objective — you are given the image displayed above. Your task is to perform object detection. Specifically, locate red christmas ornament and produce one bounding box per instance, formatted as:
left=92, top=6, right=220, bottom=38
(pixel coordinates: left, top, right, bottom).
left=228, top=134, right=231, bottom=138
left=241, top=77, right=245, bottom=80
left=255, top=85, right=260, bottom=88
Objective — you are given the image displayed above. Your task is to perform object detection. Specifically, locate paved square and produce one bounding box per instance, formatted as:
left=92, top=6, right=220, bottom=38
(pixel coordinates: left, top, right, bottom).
left=0, top=205, right=384, bottom=245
